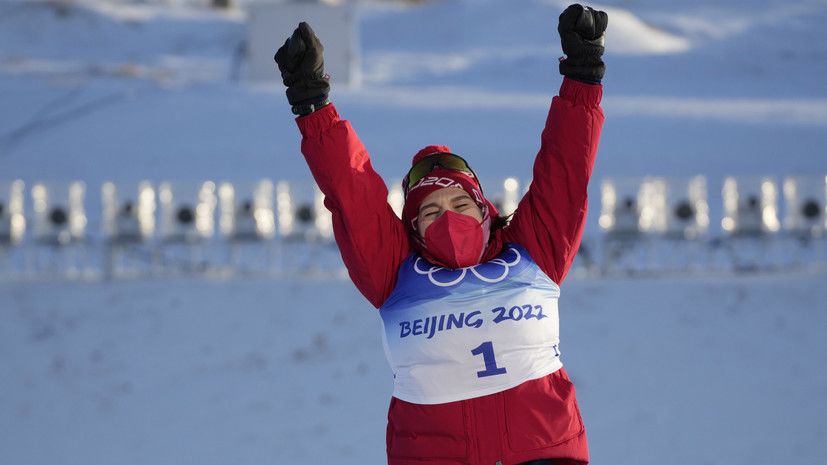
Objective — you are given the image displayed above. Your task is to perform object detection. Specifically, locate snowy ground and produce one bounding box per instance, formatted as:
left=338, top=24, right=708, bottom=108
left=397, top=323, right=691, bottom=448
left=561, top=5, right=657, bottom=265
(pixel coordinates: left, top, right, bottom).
left=1, top=0, right=827, bottom=464
left=2, top=271, right=826, bottom=465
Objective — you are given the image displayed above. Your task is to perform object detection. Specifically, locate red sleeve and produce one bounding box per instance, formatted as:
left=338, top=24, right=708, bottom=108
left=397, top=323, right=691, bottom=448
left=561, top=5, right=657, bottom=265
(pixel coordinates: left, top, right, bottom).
left=502, top=78, right=604, bottom=285
left=296, top=104, right=410, bottom=308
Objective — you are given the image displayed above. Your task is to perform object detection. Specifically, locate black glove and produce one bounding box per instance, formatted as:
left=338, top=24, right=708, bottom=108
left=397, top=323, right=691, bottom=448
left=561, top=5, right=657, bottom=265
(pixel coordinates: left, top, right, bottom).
left=558, top=4, right=608, bottom=84
left=274, top=22, right=330, bottom=115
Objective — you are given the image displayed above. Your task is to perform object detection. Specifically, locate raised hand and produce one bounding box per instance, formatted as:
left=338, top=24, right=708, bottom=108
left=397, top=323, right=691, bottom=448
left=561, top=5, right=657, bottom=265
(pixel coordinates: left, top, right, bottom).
left=274, top=22, right=330, bottom=115
left=558, top=4, right=608, bottom=84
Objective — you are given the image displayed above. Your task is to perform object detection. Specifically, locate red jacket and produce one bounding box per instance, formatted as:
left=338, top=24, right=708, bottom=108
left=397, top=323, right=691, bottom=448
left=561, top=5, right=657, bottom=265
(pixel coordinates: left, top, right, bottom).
left=297, top=78, right=604, bottom=465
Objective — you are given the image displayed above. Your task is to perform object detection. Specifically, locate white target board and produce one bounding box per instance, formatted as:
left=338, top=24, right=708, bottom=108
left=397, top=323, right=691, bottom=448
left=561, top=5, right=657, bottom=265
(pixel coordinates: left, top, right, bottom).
left=246, top=1, right=360, bottom=87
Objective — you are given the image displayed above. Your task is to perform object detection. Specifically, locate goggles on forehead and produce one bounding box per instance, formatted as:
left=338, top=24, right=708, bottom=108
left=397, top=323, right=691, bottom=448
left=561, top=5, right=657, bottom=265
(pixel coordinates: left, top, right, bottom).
left=403, top=152, right=480, bottom=197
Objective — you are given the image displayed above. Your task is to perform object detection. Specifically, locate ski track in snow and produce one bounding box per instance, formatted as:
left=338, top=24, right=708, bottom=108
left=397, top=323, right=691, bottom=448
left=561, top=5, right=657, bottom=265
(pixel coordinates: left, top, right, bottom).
left=336, top=86, right=827, bottom=126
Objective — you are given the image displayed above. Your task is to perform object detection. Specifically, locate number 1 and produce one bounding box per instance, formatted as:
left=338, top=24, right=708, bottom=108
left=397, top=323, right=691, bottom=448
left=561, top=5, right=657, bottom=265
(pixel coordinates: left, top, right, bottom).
left=471, top=341, right=507, bottom=378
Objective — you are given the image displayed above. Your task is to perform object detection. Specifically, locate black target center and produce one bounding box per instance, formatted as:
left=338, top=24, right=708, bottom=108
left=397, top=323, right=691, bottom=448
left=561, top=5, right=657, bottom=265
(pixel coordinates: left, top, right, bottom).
left=242, top=200, right=254, bottom=214
left=176, top=205, right=195, bottom=224
left=296, top=205, right=314, bottom=224
left=50, top=207, right=68, bottom=226
left=675, top=201, right=694, bottom=220
left=802, top=199, right=821, bottom=219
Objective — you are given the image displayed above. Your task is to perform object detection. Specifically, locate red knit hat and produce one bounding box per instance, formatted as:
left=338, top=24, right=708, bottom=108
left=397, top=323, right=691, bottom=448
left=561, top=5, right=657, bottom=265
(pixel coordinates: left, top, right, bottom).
left=401, top=145, right=497, bottom=236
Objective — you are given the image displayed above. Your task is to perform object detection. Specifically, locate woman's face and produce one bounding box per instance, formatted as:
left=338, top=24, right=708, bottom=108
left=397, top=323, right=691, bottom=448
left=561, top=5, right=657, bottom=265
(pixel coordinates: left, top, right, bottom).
left=416, top=187, right=483, bottom=236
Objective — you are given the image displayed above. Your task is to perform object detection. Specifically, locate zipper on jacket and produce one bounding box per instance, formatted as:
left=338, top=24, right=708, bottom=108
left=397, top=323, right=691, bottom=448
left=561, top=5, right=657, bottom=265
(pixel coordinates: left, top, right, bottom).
left=495, top=461, right=502, bottom=465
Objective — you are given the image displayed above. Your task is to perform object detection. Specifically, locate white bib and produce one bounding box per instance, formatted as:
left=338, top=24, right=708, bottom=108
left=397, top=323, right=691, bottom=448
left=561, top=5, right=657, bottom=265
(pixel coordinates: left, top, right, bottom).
left=379, top=244, right=563, bottom=404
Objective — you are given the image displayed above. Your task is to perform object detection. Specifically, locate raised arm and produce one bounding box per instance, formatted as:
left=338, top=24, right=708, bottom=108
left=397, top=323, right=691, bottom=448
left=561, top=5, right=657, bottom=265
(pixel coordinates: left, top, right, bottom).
left=503, top=78, right=603, bottom=284
left=276, top=23, right=409, bottom=308
left=502, top=5, right=607, bottom=284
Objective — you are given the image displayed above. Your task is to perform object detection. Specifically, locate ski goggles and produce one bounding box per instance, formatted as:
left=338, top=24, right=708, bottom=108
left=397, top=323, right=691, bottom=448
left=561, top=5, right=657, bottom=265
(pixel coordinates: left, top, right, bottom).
left=403, top=152, right=480, bottom=197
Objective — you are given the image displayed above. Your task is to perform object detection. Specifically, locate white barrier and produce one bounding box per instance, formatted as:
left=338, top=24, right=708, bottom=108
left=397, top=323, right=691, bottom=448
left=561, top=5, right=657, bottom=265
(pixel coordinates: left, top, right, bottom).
left=0, top=176, right=825, bottom=281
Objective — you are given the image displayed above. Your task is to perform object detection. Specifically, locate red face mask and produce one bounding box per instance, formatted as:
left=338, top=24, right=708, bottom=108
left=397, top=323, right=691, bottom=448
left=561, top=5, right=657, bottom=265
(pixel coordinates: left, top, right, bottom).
left=422, top=210, right=491, bottom=269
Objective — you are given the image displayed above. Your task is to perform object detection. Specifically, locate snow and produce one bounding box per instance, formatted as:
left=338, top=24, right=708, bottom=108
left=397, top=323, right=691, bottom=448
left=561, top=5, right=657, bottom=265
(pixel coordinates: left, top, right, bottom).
left=570, top=5, right=692, bottom=55
left=3, top=272, right=826, bottom=465
left=1, top=0, right=826, bottom=464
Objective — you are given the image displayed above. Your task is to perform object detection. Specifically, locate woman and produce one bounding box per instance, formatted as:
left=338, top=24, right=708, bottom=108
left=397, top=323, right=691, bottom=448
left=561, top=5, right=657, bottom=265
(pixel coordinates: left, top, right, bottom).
left=275, top=5, right=607, bottom=465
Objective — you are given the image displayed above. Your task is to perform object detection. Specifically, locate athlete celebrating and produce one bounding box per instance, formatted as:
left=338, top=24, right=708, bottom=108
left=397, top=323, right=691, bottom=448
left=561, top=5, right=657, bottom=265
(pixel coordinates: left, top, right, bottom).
left=275, top=4, right=607, bottom=464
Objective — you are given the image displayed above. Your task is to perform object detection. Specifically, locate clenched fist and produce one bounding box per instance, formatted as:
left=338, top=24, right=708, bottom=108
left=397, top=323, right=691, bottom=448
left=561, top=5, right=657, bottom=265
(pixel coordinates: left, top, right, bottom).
left=558, top=4, right=608, bottom=84
left=274, top=22, right=330, bottom=115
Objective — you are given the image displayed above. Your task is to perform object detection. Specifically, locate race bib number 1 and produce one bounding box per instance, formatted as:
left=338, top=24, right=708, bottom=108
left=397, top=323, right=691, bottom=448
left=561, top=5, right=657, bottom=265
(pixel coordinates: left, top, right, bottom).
left=470, top=341, right=507, bottom=378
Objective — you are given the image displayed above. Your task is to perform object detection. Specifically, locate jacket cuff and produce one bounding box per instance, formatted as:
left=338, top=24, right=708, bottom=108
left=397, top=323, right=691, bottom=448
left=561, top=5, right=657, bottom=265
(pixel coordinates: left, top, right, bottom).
left=295, top=102, right=340, bottom=138
left=559, top=77, right=603, bottom=108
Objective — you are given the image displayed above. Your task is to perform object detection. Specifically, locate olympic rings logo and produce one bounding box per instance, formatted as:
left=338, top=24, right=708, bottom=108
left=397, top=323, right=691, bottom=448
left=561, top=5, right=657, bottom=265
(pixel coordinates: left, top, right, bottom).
left=413, top=247, right=522, bottom=287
